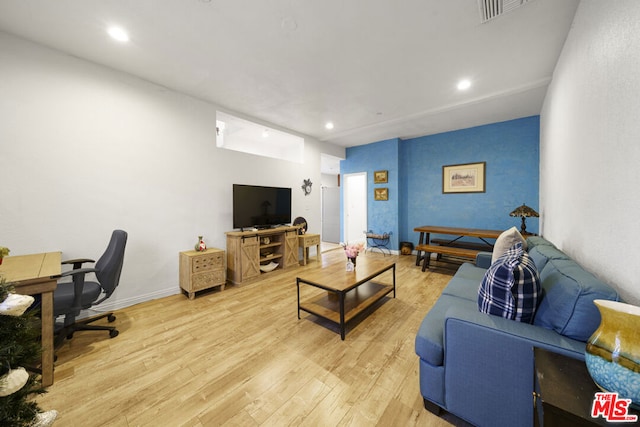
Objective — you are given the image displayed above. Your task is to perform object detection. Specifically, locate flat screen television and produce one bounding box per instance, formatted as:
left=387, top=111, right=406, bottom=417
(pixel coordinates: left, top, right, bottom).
left=233, top=184, right=292, bottom=230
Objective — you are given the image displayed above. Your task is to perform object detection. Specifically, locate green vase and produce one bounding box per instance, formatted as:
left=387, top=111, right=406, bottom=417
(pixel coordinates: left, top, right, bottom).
left=585, top=299, right=640, bottom=405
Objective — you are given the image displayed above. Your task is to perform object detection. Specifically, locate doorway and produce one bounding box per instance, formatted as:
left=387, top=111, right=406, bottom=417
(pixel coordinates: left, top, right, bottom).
left=321, top=186, right=340, bottom=243
left=343, top=172, right=367, bottom=245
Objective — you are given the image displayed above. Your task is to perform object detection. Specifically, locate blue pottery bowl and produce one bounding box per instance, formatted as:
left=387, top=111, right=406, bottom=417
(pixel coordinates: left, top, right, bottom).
left=585, top=353, right=640, bottom=405
left=585, top=300, right=640, bottom=406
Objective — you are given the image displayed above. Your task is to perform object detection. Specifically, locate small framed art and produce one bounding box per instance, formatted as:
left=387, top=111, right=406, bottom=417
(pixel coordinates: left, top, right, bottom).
left=374, top=187, right=389, bottom=201
left=374, top=170, right=388, bottom=184
left=442, top=162, right=486, bottom=194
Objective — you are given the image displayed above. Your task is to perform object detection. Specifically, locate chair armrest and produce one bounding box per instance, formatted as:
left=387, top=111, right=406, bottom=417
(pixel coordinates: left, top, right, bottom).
left=59, top=267, right=98, bottom=278
left=62, top=258, right=95, bottom=270
left=58, top=267, right=99, bottom=313
left=62, top=258, right=95, bottom=264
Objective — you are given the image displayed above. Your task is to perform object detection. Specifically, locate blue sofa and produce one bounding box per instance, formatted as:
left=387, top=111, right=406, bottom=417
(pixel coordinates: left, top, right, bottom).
left=414, top=236, right=620, bottom=427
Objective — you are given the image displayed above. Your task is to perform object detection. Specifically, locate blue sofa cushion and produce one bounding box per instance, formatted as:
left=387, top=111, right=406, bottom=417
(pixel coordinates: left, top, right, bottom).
left=478, top=242, right=541, bottom=323
left=528, top=244, right=571, bottom=271
left=511, top=251, right=542, bottom=323
left=442, top=262, right=486, bottom=301
left=526, top=235, right=556, bottom=250
left=534, top=258, right=620, bottom=341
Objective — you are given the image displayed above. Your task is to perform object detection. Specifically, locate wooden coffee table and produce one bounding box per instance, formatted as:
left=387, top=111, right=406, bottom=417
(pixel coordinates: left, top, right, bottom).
left=296, top=257, right=396, bottom=340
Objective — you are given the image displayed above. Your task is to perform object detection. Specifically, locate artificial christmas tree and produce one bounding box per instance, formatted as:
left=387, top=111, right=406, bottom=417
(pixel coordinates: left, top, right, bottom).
left=0, top=279, right=57, bottom=426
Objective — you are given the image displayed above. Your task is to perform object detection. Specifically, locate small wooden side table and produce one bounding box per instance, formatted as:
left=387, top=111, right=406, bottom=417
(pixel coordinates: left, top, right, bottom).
left=298, top=233, right=321, bottom=266
left=179, top=248, right=225, bottom=299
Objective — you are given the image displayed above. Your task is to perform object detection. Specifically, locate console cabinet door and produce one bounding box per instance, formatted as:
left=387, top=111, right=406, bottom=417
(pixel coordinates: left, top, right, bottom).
left=283, top=230, right=299, bottom=268
left=227, top=234, right=260, bottom=284
left=241, top=236, right=260, bottom=280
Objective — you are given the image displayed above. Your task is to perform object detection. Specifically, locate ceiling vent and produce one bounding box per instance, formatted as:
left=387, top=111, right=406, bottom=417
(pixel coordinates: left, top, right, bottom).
left=478, top=0, right=532, bottom=23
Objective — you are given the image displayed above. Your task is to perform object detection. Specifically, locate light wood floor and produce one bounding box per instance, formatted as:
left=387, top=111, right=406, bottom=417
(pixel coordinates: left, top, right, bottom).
left=37, top=250, right=470, bottom=426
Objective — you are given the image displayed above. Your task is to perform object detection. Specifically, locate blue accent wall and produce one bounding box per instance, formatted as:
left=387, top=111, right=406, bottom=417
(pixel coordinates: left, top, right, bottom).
left=341, top=116, right=540, bottom=250
left=340, top=138, right=400, bottom=248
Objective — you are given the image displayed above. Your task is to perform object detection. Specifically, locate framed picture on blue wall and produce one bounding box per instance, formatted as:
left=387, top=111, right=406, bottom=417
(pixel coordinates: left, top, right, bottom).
left=442, top=162, right=486, bottom=193
left=374, top=170, right=388, bottom=184
left=374, top=187, right=388, bottom=201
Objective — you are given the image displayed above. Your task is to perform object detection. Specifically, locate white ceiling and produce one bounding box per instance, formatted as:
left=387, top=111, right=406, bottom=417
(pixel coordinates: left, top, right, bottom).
left=0, top=0, right=579, bottom=150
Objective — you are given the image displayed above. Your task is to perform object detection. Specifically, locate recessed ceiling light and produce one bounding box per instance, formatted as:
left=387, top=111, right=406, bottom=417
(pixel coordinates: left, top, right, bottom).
left=108, top=26, right=129, bottom=43
left=457, top=79, right=471, bottom=91
left=325, top=122, right=334, bottom=130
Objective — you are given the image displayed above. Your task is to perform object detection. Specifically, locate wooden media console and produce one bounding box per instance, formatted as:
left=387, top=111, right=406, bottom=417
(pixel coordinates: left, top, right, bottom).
left=226, top=226, right=300, bottom=285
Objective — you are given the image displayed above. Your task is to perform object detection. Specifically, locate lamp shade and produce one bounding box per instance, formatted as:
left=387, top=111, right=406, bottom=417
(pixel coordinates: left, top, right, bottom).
left=509, top=204, right=539, bottom=218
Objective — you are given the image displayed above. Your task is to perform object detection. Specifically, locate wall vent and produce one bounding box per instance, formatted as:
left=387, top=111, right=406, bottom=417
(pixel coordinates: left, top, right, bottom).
left=478, top=0, right=532, bottom=23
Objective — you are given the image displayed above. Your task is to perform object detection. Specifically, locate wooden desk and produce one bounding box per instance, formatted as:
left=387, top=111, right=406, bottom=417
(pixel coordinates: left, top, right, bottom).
left=0, top=252, right=61, bottom=387
left=413, top=225, right=502, bottom=270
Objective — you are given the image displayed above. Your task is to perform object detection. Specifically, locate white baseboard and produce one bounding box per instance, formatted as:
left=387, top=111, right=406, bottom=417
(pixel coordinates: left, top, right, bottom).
left=78, top=287, right=180, bottom=317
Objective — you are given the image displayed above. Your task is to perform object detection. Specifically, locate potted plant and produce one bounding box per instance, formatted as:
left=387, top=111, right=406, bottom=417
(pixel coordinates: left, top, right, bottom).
left=0, top=247, right=9, bottom=265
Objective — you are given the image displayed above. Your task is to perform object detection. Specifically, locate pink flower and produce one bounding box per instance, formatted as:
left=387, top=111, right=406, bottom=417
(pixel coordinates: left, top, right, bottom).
left=341, top=242, right=364, bottom=258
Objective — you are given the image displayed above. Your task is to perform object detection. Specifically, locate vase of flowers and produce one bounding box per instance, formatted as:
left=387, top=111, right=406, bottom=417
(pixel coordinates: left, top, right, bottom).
left=0, top=247, right=9, bottom=265
left=341, top=242, right=364, bottom=267
left=194, top=236, right=206, bottom=252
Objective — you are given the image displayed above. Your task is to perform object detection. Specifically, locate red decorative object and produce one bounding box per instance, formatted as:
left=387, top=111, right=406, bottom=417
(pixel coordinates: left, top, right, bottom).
left=195, top=236, right=206, bottom=251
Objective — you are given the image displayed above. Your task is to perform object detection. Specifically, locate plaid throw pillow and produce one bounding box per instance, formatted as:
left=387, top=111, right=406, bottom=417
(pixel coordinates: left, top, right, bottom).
left=478, top=242, right=541, bottom=324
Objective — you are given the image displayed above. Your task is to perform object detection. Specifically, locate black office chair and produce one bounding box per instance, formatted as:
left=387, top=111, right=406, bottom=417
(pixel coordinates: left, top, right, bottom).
left=54, top=230, right=127, bottom=347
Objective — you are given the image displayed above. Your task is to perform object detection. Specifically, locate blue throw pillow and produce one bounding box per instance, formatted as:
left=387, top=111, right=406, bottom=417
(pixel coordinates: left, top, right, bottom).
left=478, top=242, right=541, bottom=324
left=512, top=250, right=542, bottom=323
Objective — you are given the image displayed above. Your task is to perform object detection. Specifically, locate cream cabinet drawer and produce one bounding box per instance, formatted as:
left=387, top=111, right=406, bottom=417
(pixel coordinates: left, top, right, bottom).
left=192, top=252, right=224, bottom=273
left=191, top=270, right=225, bottom=291
left=303, top=235, right=320, bottom=246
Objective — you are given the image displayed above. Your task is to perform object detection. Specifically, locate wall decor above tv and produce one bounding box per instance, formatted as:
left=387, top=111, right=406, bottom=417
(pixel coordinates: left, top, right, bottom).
left=232, top=184, right=292, bottom=230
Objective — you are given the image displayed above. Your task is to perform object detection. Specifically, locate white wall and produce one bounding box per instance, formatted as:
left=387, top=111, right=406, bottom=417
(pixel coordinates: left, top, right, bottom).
left=321, top=173, right=339, bottom=187
left=0, top=32, right=344, bottom=310
left=540, top=0, right=640, bottom=304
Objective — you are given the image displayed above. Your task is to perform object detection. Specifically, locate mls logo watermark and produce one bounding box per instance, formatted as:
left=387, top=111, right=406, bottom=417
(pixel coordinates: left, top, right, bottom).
left=591, top=392, right=638, bottom=422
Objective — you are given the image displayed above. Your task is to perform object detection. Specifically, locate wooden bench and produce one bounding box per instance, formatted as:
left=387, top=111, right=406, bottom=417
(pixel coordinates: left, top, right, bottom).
left=430, top=238, right=493, bottom=252
left=415, top=244, right=481, bottom=271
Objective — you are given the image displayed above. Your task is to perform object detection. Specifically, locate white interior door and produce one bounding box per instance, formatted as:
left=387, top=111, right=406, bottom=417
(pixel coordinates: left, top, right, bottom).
left=343, top=172, right=367, bottom=245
